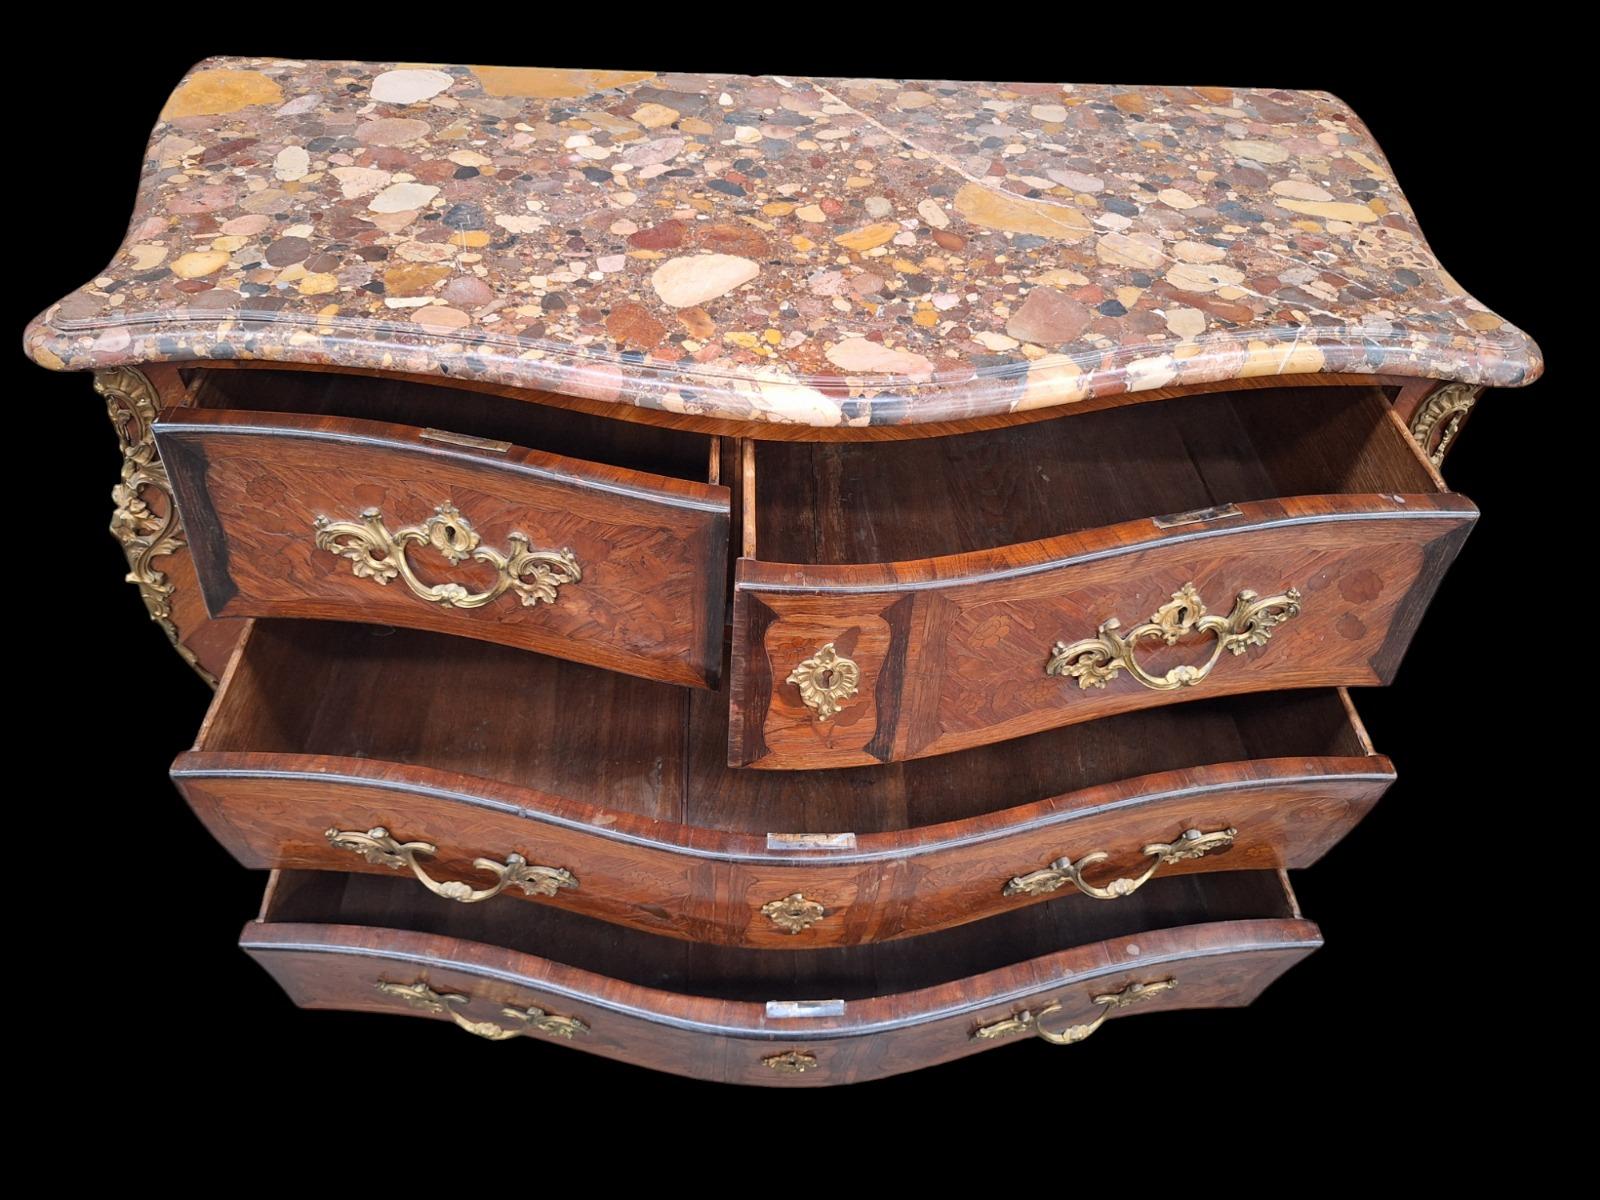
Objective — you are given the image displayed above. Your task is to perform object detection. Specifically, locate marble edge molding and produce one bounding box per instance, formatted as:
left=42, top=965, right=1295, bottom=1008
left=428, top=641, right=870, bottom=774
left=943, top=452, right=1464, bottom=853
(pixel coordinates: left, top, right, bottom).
left=21, top=56, right=1543, bottom=428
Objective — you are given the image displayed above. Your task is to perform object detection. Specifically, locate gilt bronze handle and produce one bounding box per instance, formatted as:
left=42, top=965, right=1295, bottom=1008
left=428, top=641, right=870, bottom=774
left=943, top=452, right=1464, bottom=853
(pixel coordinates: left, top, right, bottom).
left=326, top=826, right=578, bottom=904
left=1046, top=582, right=1301, bottom=691
left=313, top=502, right=581, bottom=610
left=376, top=980, right=589, bottom=1040
left=972, top=979, right=1177, bottom=1045
left=1003, top=827, right=1237, bottom=900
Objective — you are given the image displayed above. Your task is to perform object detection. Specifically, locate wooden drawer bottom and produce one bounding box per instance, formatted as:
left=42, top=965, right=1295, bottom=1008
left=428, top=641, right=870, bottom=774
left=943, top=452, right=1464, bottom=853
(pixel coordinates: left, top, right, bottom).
left=243, top=867, right=1319, bottom=1086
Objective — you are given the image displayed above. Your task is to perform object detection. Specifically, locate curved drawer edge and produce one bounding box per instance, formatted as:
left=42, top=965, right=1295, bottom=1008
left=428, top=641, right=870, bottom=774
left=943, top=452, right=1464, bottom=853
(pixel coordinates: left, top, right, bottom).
left=173, top=749, right=1393, bottom=866
left=734, top=492, right=1477, bottom=593
left=154, top=408, right=730, bottom=512
left=241, top=917, right=1322, bottom=1086
left=178, top=749, right=1386, bottom=947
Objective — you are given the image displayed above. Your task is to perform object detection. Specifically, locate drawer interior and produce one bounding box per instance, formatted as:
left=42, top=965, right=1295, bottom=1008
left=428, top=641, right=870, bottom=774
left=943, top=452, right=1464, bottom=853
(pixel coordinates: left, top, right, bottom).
left=202, top=620, right=1375, bottom=835
left=753, top=383, right=1441, bottom=563
left=186, top=366, right=716, bottom=483
left=259, top=866, right=1299, bottom=1000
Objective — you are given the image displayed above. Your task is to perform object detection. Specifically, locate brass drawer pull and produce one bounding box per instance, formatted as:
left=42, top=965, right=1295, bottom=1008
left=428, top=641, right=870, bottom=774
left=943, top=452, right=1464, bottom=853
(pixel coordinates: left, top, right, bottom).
left=972, top=979, right=1176, bottom=1045
left=1003, top=826, right=1237, bottom=900
left=326, top=826, right=578, bottom=903
left=313, top=502, right=581, bottom=610
left=376, top=980, right=589, bottom=1040
left=1046, top=582, right=1301, bottom=691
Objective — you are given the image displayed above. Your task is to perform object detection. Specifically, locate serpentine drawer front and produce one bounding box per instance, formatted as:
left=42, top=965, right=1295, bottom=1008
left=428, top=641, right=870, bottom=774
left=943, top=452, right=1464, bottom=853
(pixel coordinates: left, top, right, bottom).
left=24, top=56, right=1542, bottom=1085
left=732, top=385, right=1476, bottom=768
left=153, top=396, right=730, bottom=689
left=175, top=619, right=1392, bottom=948
left=244, top=868, right=1320, bottom=1086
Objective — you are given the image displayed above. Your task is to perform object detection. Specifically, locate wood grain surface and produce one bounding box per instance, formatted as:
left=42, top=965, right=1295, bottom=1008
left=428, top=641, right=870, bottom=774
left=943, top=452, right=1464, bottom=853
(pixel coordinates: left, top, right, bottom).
left=175, top=620, right=1387, bottom=947
left=732, top=383, right=1473, bottom=766
left=154, top=406, right=730, bottom=688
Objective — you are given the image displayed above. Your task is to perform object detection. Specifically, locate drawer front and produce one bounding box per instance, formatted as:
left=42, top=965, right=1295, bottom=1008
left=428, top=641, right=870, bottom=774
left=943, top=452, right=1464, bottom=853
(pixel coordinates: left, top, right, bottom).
left=177, top=750, right=1387, bottom=948
left=732, top=496, right=1474, bottom=768
left=154, top=409, right=730, bottom=688
left=241, top=917, right=1320, bottom=1086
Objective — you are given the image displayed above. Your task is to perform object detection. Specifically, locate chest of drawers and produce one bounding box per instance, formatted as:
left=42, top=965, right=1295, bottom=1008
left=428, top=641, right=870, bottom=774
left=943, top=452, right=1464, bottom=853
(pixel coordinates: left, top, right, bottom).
left=25, top=57, right=1541, bottom=1086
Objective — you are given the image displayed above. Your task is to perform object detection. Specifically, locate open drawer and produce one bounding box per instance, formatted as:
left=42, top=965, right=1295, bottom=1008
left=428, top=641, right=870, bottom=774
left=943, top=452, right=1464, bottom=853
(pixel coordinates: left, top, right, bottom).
left=733, top=383, right=1474, bottom=766
left=243, top=867, right=1320, bottom=1086
left=177, top=618, right=1390, bottom=948
left=153, top=367, right=730, bottom=688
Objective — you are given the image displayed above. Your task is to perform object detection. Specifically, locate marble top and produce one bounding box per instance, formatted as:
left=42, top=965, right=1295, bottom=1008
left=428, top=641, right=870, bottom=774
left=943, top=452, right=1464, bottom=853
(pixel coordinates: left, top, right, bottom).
left=24, top=56, right=1542, bottom=427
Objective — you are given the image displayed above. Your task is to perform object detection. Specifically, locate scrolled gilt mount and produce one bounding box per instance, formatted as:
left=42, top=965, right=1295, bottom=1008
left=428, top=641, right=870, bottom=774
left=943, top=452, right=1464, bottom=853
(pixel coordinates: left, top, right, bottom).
left=326, top=826, right=578, bottom=904
left=786, top=643, right=861, bottom=721
left=376, top=980, right=590, bottom=1040
left=1004, top=827, right=1238, bottom=900
left=1409, top=382, right=1480, bottom=468
left=972, top=979, right=1177, bottom=1045
left=313, top=502, right=581, bottom=610
left=761, top=892, right=827, bottom=934
left=1047, top=582, right=1302, bottom=691
left=94, top=366, right=215, bottom=685
left=762, top=1050, right=819, bottom=1074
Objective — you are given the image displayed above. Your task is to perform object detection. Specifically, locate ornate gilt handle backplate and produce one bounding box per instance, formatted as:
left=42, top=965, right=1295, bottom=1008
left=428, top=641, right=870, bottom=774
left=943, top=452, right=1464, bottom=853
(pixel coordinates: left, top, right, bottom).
left=326, top=826, right=578, bottom=904
left=376, top=980, right=589, bottom=1041
left=1004, top=827, right=1237, bottom=901
left=972, top=979, right=1177, bottom=1045
left=1047, top=583, right=1301, bottom=691
left=313, top=503, right=581, bottom=609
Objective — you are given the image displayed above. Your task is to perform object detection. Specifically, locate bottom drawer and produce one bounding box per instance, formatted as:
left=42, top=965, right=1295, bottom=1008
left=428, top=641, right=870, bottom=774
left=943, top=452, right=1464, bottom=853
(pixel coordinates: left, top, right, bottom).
left=243, top=867, right=1320, bottom=1086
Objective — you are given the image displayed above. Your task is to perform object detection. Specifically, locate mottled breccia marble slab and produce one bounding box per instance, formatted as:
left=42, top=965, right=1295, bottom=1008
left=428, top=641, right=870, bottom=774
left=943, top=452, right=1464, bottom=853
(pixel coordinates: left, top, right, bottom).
left=24, top=57, right=1541, bottom=427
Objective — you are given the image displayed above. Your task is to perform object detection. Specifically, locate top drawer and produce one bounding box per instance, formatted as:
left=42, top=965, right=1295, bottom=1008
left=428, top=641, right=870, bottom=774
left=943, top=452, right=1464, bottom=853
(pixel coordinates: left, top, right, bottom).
left=153, top=369, right=730, bottom=689
left=733, top=384, right=1475, bottom=767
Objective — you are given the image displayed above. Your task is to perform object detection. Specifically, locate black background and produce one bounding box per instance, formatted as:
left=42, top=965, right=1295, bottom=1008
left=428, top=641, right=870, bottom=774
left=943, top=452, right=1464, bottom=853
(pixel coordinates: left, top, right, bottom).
left=16, top=25, right=1570, bottom=1143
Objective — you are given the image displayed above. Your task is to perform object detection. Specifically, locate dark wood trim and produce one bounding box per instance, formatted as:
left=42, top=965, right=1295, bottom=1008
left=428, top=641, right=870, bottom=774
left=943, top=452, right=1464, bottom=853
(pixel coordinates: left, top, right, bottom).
left=154, top=407, right=728, bottom=512
left=153, top=429, right=238, bottom=614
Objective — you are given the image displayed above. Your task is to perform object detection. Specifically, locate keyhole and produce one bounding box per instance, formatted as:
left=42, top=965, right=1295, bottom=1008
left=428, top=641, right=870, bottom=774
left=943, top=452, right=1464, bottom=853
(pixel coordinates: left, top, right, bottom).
left=818, top=668, right=835, bottom=689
